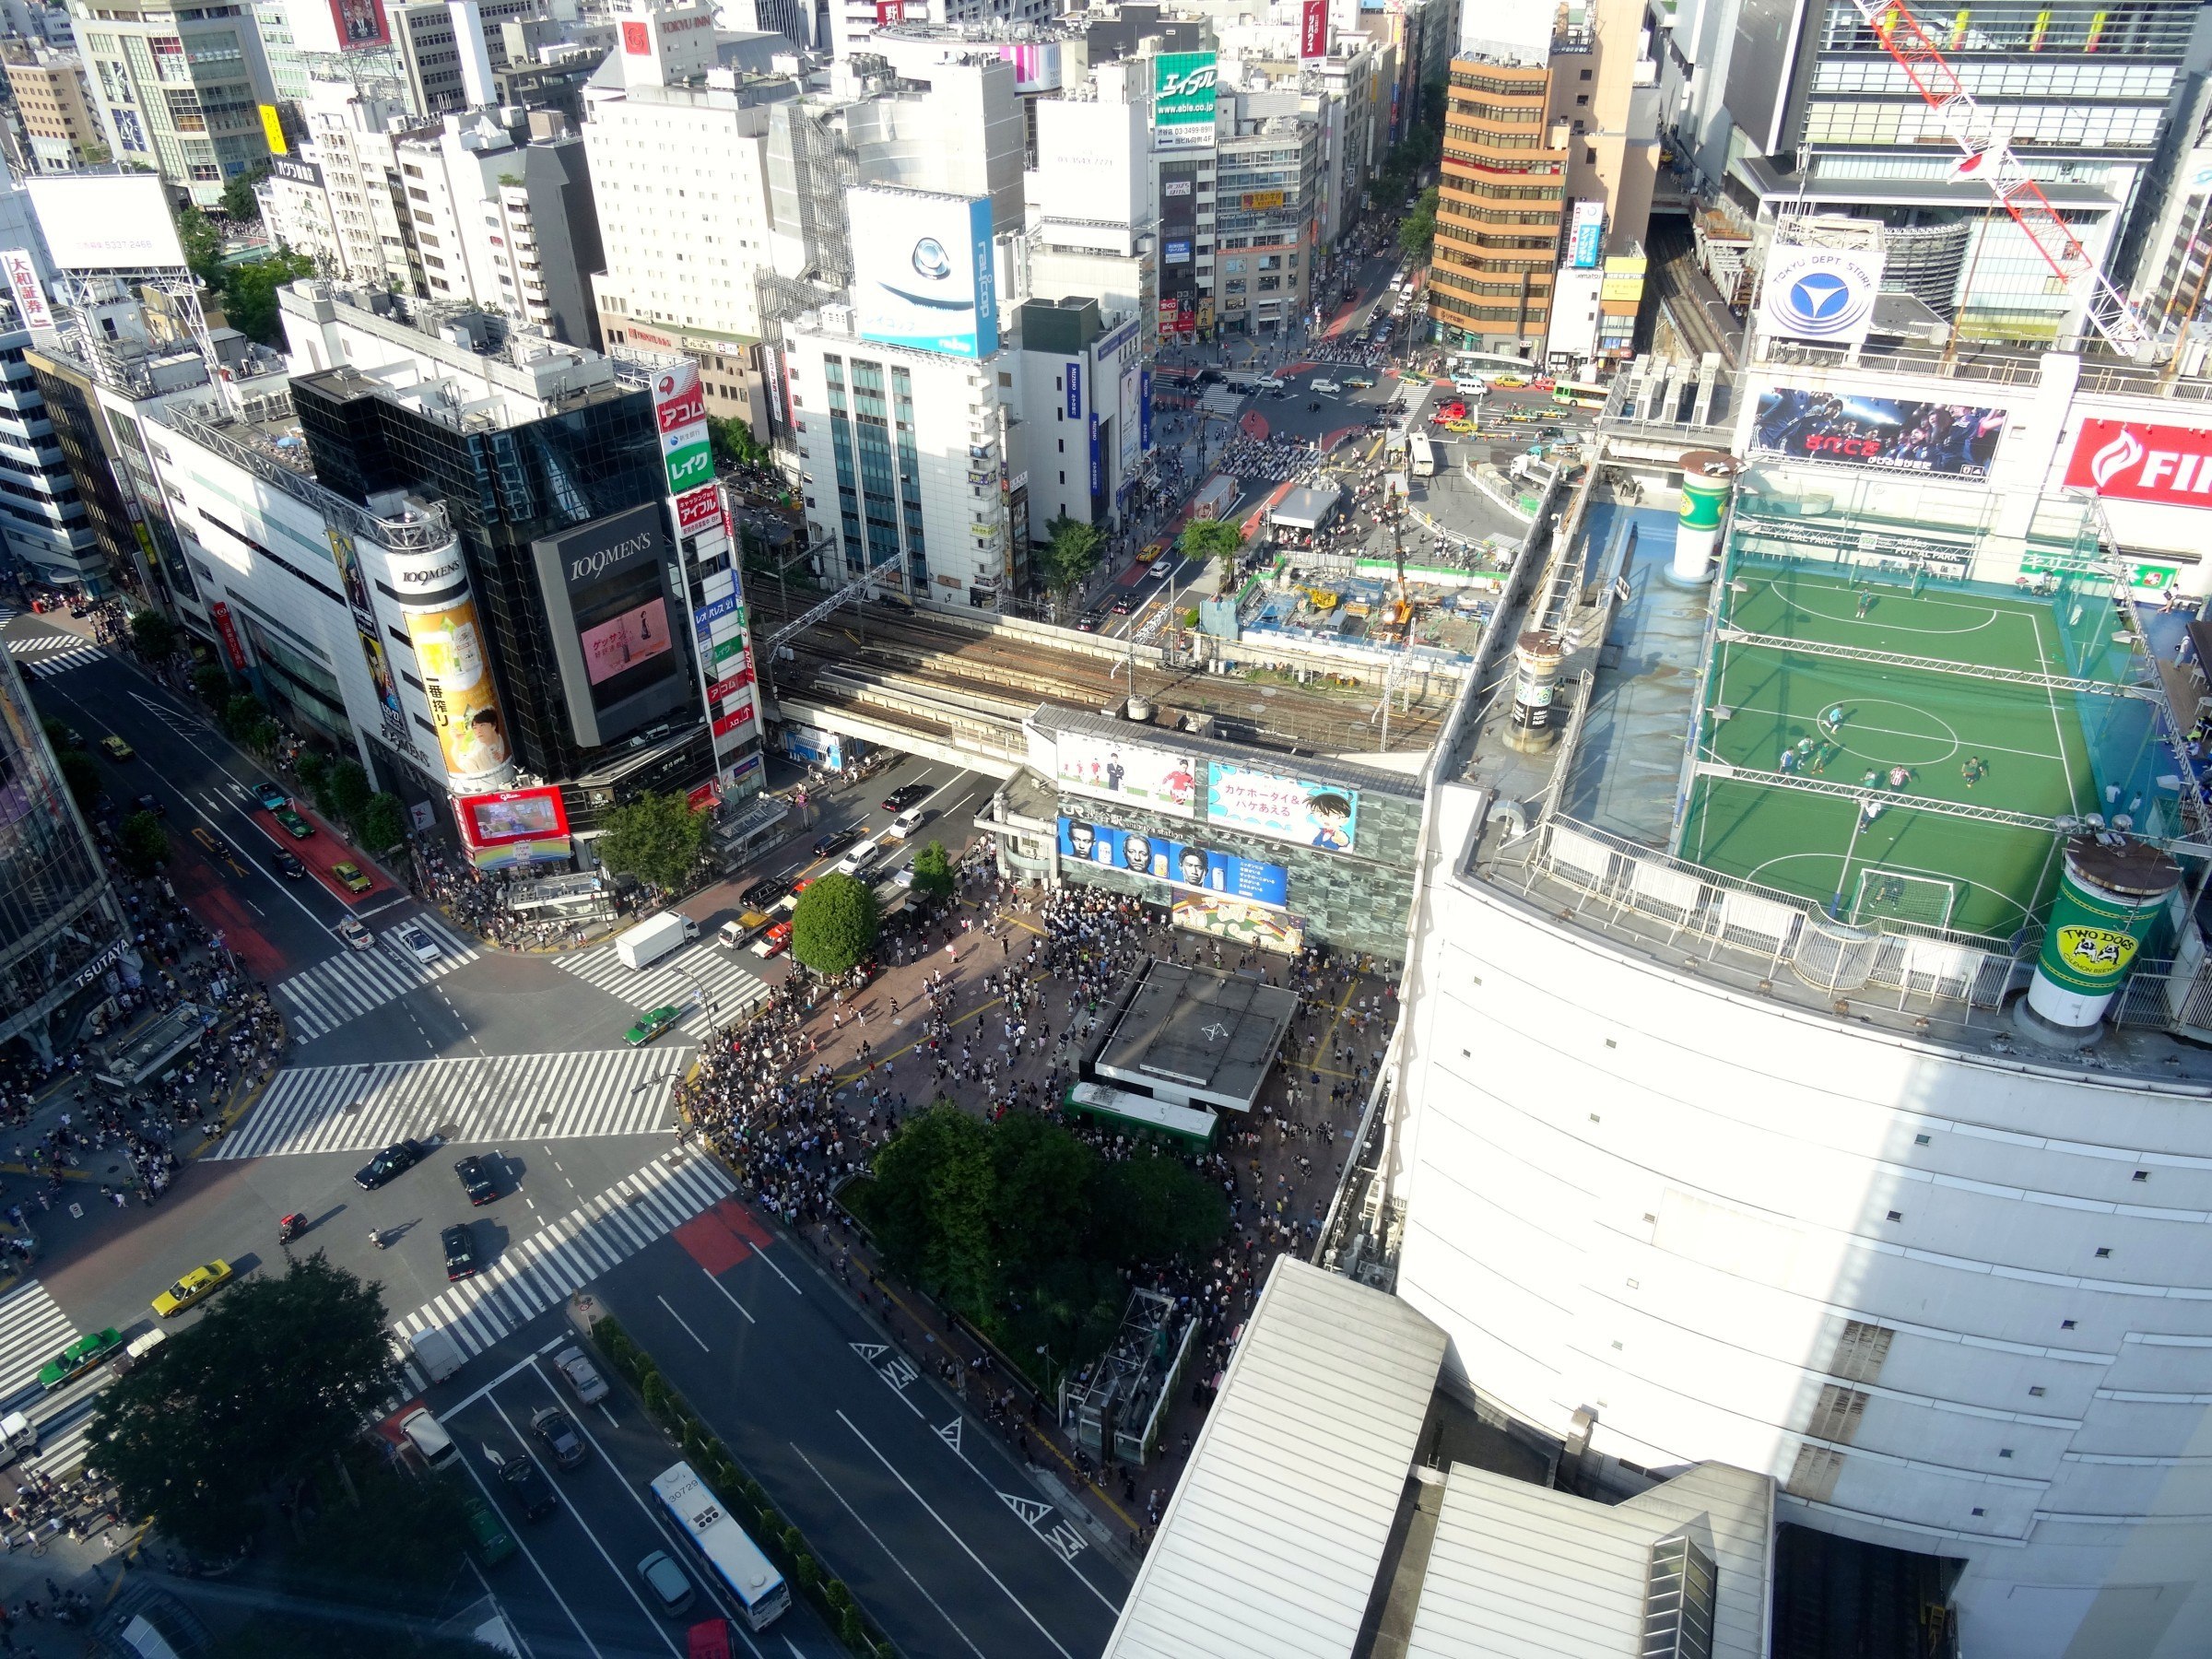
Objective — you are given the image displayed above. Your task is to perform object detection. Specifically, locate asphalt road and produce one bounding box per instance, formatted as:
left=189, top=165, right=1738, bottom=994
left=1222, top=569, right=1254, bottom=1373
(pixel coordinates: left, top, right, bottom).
left=3, top=622, right=1087, bottom=1652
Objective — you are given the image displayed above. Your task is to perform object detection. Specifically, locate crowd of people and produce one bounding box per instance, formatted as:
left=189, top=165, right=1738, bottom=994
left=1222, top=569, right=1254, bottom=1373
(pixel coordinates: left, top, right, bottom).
left=1217, top=431, right=1329, bottom=484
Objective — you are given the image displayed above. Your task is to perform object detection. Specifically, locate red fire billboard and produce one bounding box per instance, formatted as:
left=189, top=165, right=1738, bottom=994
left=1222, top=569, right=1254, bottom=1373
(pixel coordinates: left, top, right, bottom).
left=456, top=786, right=570, bottom=847
left=2064, top=418, right=2212, bottom=507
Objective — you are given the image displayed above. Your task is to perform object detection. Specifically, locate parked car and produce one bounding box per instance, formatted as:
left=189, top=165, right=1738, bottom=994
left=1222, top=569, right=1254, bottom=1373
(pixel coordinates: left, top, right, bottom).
left=554, top=1346, right=607, bottom=1404
left=354, top=1137, right=425, bottom=1191
left=441, top=1223, right=478, bottom=1282
left=454, top=1154, right=498, bottom=1206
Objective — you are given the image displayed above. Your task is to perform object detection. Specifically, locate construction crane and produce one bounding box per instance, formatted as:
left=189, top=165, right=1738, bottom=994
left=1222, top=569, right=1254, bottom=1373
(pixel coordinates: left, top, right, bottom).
left=1844, top=0, right=2153, bottom=356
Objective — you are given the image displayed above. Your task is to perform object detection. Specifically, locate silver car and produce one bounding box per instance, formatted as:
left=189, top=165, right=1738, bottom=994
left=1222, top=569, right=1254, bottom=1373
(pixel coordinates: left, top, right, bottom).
left=553, top=1345, right=608, bottom=1405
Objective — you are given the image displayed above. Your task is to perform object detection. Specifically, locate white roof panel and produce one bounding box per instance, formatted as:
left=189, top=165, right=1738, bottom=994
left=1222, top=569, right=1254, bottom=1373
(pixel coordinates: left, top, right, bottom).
left=1103, top=1258, right=1447, bottom=1659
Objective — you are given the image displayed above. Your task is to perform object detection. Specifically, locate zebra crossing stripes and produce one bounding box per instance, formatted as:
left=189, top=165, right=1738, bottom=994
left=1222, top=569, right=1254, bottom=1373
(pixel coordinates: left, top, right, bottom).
left=7, top=633, right=84, bottom=654
left=393, top=1148, right=735, bottom=1359
left=213, top=1046, right=688, bottom=1160
left=12, top=644, right=105, bottom=679
left=272, top=912, right=480, bottom=1041
left=554, top=935, right=772, bottom=1039
left=0, top=1282, right=78, bottom=1407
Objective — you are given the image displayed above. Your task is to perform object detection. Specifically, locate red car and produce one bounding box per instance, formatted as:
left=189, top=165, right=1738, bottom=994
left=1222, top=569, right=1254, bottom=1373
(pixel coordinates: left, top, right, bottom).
left=1430, top=401, right=1467, bottom=424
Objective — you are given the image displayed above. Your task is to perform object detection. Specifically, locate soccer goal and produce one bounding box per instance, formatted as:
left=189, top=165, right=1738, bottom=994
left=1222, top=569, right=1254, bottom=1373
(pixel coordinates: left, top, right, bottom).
left=1850, top=867, right=1958, bottom=931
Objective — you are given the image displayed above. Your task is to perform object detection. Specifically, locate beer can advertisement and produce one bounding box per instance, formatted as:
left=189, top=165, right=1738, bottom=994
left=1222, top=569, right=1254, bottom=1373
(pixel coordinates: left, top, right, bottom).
left=1749, top=389, right=2006, bottom=478
left=402, top=596, right=514, bottom=786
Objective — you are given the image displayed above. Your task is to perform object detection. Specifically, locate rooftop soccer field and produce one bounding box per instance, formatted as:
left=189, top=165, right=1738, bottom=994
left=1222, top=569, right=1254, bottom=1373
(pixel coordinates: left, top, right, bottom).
left=1680, top=561, right=2125, bottom=941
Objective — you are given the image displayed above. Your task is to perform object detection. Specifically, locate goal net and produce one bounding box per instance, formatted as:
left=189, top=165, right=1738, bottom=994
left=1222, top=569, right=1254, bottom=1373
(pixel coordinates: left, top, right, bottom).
left=1850, top=867, right=1957, bottom=932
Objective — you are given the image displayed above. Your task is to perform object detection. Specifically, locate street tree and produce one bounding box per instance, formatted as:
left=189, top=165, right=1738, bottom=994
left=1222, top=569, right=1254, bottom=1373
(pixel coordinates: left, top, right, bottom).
left=117, top=810, right=168, bottom=875
left=221, top=251, right=317, bottom=344
left=219, top=162, right=270, bottom=222
left=57, top=749, right=99, bottom=811
left=1037, top=513, right=1103, bottom=607
left=192, top=664, right=234, bottom=708
left=1399, top=185, right=1438, bottom=258
left=87, top=1253, right=397, bottom=1557
left=907, top=839, right=955, bottom=900
left=328, top=759, right=372, bottom=828
left=596, top=792, right=712, bottom=890
left=129, top=610, right=179, bottom=662
left=221, top=693, right=267, bottom=741
left=359, top=792, right=408, bottom=851
left=790, top=871, right=880, bottom=975
left=1178, top=516, right=1244, bottom=583
left=709, top=415, right=770, bottom=470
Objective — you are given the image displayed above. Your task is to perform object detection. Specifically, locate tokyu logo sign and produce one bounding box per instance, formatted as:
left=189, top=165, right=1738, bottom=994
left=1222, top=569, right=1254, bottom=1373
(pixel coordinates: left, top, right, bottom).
left=2064, top=418, right=2212, bottom=506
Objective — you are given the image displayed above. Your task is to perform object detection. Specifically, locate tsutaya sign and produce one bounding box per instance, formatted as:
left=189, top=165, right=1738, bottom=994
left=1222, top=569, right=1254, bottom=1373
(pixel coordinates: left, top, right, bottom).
left=2065, top=418, right=2212, bottom=507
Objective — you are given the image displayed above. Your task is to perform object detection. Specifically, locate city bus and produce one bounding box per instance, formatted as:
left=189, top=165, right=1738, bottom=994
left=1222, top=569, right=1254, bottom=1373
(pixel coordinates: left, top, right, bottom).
left=1552, top=380, right=1608, bottom=411
left=650, top=1463, right=791, bottom=1631
left=1409, top=432, right=1436, bottom=477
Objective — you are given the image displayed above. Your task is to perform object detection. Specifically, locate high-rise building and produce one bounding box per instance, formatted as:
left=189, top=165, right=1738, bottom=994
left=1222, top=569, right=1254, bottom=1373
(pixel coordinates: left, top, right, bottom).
left=1665, top=0, right=2200, bottom=341
left=0, top=642, right=133, bottom=1064
left=1, top=43, right=106, bottom=173
left=66, top=0, right=278, bottom=203
left=1215, top=98, right=1317, bottom=337
left=1430, top=53, right=1565, bottom=350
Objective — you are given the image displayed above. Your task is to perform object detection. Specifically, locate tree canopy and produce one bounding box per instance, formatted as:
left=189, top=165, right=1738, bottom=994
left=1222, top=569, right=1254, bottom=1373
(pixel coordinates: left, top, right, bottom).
left=129, top=609, right=180, bottom=662
left=596, top=792, right=713, bottom=890
left=908, top=839, right=955, bottom=900
left=791, top=870, right=880, bottom=975
left=360, top=792, right=409, bottom=851
left=222, top=251, right=318, bottom=345
left=1178, top=516, right=1244, bottom=579
left=709, top=415, right=770, bottom=470
left=1037, top=513, right=1104, bottom=599
left=848, top=1106, right=1228, bottom=1379
left=87, top=1253, right=397, bottom=1555
left=1399, top=185, right=1439, bottom=258
left=117, top=809, right=168, bottom=875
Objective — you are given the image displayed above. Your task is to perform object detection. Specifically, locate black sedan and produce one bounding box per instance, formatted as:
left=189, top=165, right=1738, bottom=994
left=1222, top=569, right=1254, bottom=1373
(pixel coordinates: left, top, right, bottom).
left=500, top=1451, right=558, bottom=1521
left=881, top=782, right=930, bottom=813
left=529, top=1406, right=587, bottom=1470
left=441, top=1223, right=477, bottom=1282
left=354, top=1138, right=426, bottom=1191
left=268, top=848, right=306, bottom=879
left=454, top=1155, right=498, bottom=1206
left=738, top=877, right=782, bottom=910
left=812, top=827, right=860, bottom=859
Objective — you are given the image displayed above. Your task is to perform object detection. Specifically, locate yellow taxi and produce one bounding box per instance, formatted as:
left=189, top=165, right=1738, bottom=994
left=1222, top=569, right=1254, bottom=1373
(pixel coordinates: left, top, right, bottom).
left=1443, top=419, right=1477, bottom=433
left=99, top=735, right=135, bottom=761
left=1136, top=542, right=1166, bottom=564
left=1490, top=374, right=1530, bottom=389
left=152, top=1260, right=233, bottom=1318
left=331, top=861, right=372, bottom=894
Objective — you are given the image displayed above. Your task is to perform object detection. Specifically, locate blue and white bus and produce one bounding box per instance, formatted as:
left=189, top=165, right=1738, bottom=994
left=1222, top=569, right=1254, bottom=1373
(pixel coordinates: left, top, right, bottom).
left=651, top=1462, right=791, bottom=1631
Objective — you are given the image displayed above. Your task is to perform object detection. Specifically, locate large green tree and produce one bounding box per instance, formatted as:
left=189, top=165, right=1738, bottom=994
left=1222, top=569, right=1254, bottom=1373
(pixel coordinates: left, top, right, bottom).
left=790, top=870, right=880, bottom=975
left=1399, top=184, right=1439, bottom=258
left=907, top=839, right=955, bottom=901
left=118, top=809, right=169, bottom=875
left=57, top=749, right=99, bottom=811
left=1037, top=513, right=1104, bottom=603
left=596, top=791, right=713, bottom=890
left=849, top=1105, right=1228, bottom=1380
left=129, top=609, right=180, bottom=662
left=328, top=758, right=372, bottom=828
left=221, top=161, right=270, bottom=222
left=709, top=415, right=769, bottom=470
left=1178, top=515, right=1244, bottom=582
left=222, top=251, right=317, bottom=344
left=87, top=1253, right=397, bottom=1556
left=360, top=792, right=408, bottom=851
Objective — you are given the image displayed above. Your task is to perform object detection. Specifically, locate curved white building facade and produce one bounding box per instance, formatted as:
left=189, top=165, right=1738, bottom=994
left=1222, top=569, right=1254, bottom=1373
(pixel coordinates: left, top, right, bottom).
left=1391, top=786, right=2212, bottom=1658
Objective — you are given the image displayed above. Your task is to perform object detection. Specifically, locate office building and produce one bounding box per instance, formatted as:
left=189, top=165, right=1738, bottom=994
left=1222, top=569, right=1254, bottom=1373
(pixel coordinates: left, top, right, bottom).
left=1024, top=71, right=1156, bottom=327
left=279, top=78, right=426, bottom=293
left=1215, top=92, right=1316, bottom=336
left=389, top=0, right=538, bottom=118
left=0, top=641, right=133, bottom=1065
left=1665, top=0, right=2199, bottom=340
left=783, top=290, right=1015, bottom=605
left=67, top=0, right=277, bottom=203
left=1, top=43, right=105, bottom=172
left=1013, top=295, right=1146, bottom=544
left=1430, top=53, right=1564, bottom=350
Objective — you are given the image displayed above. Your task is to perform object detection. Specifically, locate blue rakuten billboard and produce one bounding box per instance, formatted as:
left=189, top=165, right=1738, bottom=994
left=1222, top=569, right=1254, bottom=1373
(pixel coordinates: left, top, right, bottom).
left=850, top=185, right=998, bottom=359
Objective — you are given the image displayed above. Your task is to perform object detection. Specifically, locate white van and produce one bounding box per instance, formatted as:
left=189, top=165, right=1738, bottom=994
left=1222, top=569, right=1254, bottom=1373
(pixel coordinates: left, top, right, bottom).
left=401, top=1406, right=460, bottom=1471
left=1453, top=376, right=1488, bottom=397
left=1310, top=379, right=1341, bottom=396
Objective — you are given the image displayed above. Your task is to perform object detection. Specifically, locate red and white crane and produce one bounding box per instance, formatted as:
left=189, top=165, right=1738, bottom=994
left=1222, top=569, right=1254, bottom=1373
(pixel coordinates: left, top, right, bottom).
left=1843, top=0, right=2153, bottom=354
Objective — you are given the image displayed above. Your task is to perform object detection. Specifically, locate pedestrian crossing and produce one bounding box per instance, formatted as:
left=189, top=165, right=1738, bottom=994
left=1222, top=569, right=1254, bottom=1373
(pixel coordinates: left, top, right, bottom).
left=392, top=1148, right=735, bottom=1360
left=212, top=1046, right=690, bottom=1160
left=0, top=1282, right=78, bottom=1408
left=554, top=935, right=772, bottom=1041
left=7, top=636, right=105, bottom=678
left=272, top=912, right=480, bottom=1042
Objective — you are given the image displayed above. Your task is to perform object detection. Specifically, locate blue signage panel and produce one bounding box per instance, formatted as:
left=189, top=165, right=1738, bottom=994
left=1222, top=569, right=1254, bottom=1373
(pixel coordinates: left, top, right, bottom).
left=1056, top=817, right=1289, bottom=907
left=1140, top=369, right=1152, bottom=451
left=1066, top=361, right=1082, bottom=418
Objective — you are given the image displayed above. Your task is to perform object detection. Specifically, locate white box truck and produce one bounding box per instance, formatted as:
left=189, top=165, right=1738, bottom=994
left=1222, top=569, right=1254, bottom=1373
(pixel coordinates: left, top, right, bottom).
left=408, top=1325, right=464, bottom=1383
left=616, top=912, right=698, bottom=971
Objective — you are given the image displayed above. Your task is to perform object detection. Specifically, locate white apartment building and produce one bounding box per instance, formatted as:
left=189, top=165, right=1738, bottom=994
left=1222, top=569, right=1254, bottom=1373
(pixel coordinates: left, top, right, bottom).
left=1012, top=293, right=1145, bottom=541
left=288, top=79, right=428, bottom=295
left=783, top=300, right=1013, bottom=603
left=1023, top=67, right=1155, bottom=324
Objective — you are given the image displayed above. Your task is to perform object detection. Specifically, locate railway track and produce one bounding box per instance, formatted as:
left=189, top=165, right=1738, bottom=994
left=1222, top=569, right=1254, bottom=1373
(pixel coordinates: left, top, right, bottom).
left=751, top=591, right=1450, bottom=758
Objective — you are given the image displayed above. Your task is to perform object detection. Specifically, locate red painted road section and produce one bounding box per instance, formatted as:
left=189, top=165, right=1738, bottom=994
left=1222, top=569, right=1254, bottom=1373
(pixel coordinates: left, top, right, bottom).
left=1241, top=480, right=1296, bottom=540
left=1322, top=424, right=1365, bottom=450
left=675, top=1207, right=751, bottom=1274
left=1280, top=360, right=1317, bottom=376
left=163, top=842, right=288, bottom=981
left=1240, top=410, right=1270, bottom=440
left=252, top=803, right=396, bottom=904
left=715, top=1199, right=774, bottom=1250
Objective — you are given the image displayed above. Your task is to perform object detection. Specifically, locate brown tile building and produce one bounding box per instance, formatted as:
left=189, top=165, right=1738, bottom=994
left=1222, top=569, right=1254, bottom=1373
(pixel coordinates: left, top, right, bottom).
left=1429, top=57, right=1567, bottom=352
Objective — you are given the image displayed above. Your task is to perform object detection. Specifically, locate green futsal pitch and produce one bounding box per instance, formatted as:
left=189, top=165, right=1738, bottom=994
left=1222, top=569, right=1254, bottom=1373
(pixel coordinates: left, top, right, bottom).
left=1681, top=566, right=2100, bottom=940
